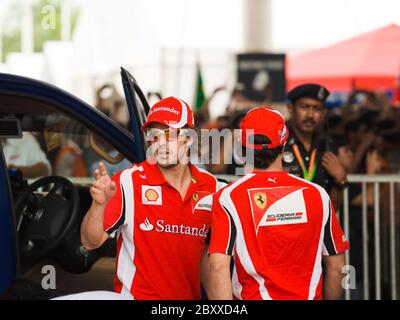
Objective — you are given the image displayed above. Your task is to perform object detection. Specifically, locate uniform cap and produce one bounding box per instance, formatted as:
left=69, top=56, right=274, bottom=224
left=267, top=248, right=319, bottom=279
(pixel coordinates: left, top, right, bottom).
left=287, top=83, right=330, bottom=104
left=142, top=96, right=195, bottom=130
left=240, top=107, right=288, bottom=149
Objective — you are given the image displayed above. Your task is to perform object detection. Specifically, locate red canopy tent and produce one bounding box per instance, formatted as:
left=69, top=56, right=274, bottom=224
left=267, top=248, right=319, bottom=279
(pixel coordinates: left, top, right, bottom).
left=287, top=24, right=400, bottom=92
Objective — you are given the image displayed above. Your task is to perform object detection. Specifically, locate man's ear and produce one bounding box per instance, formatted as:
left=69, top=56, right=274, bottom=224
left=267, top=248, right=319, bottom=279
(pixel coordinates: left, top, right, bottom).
left=185, top=135, right=194, bottom=148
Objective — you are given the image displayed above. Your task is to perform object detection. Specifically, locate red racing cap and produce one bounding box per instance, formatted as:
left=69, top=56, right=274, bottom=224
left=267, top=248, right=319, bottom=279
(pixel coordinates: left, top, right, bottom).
left=240, top=107, right=288, bottom=149
left=142, top=96, right=195, bottom=130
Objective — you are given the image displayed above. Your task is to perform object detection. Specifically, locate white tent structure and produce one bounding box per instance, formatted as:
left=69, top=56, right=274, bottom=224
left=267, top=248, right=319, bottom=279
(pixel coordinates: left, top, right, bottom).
left=68, top=0, right=160, bottom=103
left=1, top=0, right=242, bottom=116
left=70, top=0, right=159, bottom=77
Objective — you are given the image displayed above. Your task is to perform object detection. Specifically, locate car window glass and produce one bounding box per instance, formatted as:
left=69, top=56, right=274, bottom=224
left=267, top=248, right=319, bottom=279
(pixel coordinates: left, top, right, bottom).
left=0, top=95, right=131, bottom=182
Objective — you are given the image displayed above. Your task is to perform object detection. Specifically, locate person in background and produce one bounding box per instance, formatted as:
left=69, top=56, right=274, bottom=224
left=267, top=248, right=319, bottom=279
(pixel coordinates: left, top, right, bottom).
left=54, top=134, right=88, bottom=177
left=332, top=129, right=395, bottom=299
left=1, top=132, right=51, bottom=178
left=283, top=84, right=348, bottom=208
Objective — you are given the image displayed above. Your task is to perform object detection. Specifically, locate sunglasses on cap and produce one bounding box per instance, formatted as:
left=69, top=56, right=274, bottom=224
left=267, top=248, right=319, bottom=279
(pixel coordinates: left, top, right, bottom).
left=145, top=127, right=188, bottom=143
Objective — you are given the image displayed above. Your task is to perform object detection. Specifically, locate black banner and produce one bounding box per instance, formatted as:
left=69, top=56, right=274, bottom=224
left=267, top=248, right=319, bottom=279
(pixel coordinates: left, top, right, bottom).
left=237, top=53, right=286, bottom=103
left=1, top=299, right=388, bottom=319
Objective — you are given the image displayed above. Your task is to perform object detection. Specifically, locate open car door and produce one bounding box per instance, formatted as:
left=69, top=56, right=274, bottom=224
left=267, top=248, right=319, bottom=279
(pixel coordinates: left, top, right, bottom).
left=120, top=67, right=150, bottom=164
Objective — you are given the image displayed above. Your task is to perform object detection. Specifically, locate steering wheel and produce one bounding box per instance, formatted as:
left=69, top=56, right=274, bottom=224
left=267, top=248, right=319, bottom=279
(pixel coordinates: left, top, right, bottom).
left=15, top=176, right=80, bottom=266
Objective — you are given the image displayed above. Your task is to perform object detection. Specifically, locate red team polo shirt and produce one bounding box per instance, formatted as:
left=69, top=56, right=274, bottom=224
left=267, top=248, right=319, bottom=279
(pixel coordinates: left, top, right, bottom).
left=209, top=171, right=349, bottom=300
left=103, top=160, right=223, bottom=300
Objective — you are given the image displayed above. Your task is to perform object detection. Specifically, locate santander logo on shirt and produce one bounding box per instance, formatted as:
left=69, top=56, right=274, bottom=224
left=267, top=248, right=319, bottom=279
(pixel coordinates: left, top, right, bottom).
left=139, top=218, right=154, bottom=231
left=139, top=217, right=208, bottom=238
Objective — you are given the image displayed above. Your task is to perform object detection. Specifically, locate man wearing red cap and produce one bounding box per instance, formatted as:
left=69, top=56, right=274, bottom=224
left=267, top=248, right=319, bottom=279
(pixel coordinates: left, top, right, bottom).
left=207, top=107, right=349, bottom=300
left=81, top=97, right=224, bottom=299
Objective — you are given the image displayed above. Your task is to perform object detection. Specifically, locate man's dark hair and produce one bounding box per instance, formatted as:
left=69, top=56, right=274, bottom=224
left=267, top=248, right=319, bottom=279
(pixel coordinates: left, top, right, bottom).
left=243, top=134, right=283, bottom=169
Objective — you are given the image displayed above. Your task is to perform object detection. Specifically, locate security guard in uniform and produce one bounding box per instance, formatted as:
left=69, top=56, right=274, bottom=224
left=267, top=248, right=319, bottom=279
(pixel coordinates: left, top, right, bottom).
left=283, top=84, right=348, bottom=196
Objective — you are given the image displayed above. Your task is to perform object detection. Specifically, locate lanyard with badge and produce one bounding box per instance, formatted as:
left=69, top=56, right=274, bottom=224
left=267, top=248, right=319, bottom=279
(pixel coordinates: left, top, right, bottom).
left=292, top=144, right=317, bottom=181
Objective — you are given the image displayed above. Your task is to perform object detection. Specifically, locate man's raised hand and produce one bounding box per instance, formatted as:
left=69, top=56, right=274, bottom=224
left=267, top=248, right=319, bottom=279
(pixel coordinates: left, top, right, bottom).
left=90, top=162, right=117, bottom=206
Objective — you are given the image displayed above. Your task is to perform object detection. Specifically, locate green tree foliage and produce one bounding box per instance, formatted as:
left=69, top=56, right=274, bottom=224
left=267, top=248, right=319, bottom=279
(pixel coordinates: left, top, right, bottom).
left=1, top=0, right=80, bottom=62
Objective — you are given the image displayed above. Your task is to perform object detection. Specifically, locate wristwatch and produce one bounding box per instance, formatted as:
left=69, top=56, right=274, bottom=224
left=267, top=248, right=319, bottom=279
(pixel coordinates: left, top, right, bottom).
left=335, top=177, right=349, bottom=189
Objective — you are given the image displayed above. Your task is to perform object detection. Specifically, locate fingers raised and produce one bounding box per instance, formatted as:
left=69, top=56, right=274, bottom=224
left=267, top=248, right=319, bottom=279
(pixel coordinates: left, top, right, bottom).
left=90, top=186, right=102, bottom=194
left=91, top=181, right=105, bottom=190
left=94, top=169, right=101, bottom=181
left=99, top=162, right=108, bottom=177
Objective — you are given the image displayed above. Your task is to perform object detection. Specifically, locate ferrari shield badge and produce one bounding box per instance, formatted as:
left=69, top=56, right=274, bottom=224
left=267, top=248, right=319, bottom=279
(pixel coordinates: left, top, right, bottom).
left=254, top=192, right=267, bottom=210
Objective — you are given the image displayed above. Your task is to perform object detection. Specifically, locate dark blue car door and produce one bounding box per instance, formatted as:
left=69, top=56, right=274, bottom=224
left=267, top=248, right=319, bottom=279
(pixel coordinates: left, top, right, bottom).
left=120, top=67, right=150, bottom=163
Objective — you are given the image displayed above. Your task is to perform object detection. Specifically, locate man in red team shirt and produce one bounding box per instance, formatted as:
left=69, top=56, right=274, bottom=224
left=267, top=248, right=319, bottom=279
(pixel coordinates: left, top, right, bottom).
left=207, top=107, right=349, bottom=300
left=81, top=96, right=223, bottom=299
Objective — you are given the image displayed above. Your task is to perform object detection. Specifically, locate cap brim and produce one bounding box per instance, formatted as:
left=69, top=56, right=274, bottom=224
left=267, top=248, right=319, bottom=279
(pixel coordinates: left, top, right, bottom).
left=141, top=120, right=161, bottom=131
left=141, top=120, right=192, bottom=130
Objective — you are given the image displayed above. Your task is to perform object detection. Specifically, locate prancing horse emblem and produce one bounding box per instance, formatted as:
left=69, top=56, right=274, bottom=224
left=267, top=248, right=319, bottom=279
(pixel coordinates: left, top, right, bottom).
left=254, top=192, right=267, bottom=210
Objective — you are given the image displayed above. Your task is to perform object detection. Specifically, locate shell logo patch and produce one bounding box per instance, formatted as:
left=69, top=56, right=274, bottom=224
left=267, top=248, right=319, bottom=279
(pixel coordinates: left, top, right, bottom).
left=145, top=189, right=159, bottom=201
left=142, top=185, right=162, bottom=205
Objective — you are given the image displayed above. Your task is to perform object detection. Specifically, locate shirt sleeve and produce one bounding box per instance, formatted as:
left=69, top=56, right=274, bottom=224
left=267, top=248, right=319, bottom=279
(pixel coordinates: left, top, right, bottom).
left=208, top=191, right=236, bottom=256
left=103, top=171, right=126, bottom=236
left=323, top=200, right=350, bottom=256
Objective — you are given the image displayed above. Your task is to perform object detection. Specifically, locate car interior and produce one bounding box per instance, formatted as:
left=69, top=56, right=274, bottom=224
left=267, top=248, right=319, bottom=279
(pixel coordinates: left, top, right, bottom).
left=1, top=93, right=134, bottom=296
